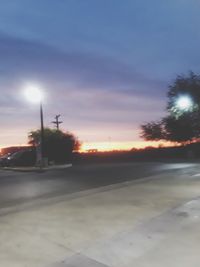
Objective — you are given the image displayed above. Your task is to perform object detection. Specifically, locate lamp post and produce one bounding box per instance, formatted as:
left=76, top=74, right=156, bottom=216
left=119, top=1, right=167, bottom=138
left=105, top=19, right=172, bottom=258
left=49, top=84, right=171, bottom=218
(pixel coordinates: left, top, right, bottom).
left=24, top=84, right=44, bottom=167
left=175, top=95, right=195, bottom=159
left=40, top=101, right=44, bottom=163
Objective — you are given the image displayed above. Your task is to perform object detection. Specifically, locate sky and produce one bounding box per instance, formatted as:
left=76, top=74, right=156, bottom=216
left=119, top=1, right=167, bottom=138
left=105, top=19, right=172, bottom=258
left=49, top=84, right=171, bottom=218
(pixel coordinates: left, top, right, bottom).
left=0, top=0, right=200, bottom=151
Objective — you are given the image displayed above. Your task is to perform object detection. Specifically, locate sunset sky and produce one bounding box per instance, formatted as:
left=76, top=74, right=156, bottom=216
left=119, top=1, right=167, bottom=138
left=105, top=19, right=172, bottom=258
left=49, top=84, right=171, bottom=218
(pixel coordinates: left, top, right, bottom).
left=0, top=1, right=200, bottom=151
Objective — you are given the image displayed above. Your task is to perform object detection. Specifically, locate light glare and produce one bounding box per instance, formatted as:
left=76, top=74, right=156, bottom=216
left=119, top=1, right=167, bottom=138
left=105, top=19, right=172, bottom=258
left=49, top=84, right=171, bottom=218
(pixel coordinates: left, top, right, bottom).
left=24, top=84, right=43, bottom=104
left=176, top=96, right=193, bottom=110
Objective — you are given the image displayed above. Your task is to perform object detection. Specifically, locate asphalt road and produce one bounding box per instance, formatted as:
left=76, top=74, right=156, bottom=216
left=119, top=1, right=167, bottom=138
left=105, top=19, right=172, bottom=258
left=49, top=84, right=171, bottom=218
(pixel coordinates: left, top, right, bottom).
left=0, top=161, right=199, bottom=210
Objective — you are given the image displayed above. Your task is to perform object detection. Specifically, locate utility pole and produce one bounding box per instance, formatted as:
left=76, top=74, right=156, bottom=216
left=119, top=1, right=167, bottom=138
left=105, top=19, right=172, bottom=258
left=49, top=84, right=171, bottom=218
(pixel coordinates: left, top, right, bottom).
left=40, top=102, right=44, bottom=159
left=52, top=114, right=63, bottom=130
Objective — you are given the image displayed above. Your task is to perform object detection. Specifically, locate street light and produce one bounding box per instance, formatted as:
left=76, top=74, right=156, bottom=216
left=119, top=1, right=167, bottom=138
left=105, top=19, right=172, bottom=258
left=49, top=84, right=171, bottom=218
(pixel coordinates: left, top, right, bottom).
left=176, top=95, right=193, bottom=111
left=24, top=84, right=45, bottom=167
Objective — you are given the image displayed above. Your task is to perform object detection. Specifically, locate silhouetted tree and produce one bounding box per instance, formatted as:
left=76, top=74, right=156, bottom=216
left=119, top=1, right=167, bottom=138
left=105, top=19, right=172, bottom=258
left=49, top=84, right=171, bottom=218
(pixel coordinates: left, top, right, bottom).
left=162, top=115, right=195, bottom=144
left=167, top=71, right=200, bottom=115
left=28, top=128, right=81, bottom=163
left=140, top=121, right=164, bottom=141
left=141, top=72, right=200, bottom=144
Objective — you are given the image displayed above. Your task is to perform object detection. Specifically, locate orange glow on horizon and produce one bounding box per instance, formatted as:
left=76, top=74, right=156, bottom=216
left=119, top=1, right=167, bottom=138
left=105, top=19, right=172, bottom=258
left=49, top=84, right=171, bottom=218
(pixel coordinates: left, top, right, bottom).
left=0, top=144, right=31, bottom=152
left=80, top=141, right=172, bottom=152
left=0, top=141, right=174, bottom=154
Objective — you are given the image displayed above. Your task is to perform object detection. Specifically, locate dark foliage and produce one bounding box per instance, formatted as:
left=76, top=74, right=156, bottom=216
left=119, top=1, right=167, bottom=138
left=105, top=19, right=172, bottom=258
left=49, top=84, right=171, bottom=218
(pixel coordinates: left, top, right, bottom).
left=28, top=128, right=81, bottom=163
left=140, top=121, right=163, bottom=141
left=141, top=72, right=200, bottom=144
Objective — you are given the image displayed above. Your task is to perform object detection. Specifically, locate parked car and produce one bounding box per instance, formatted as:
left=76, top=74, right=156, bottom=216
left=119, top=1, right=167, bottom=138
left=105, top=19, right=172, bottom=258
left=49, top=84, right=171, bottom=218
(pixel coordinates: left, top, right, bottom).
left=0, top=153, right=11, bottom=167
left=6, top=149, right=36, bottom=167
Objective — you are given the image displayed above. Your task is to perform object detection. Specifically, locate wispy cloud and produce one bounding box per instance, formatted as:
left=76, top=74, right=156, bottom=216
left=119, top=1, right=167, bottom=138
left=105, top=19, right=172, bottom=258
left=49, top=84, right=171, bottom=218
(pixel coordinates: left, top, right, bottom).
left=0, top=32, right=166, bottom=94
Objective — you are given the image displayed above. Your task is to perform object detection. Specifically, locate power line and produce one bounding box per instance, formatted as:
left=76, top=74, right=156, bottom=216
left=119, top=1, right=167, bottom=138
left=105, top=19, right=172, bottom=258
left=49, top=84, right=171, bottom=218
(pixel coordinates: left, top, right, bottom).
left=51, top=114, right=63, bottom=130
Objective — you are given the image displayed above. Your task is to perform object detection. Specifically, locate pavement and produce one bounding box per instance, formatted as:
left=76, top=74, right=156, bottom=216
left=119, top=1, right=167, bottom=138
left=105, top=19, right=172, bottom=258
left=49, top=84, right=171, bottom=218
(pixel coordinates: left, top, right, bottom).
left=0, top=162, right=194, bottom=211
left=0, top=164, right=200, bottom=267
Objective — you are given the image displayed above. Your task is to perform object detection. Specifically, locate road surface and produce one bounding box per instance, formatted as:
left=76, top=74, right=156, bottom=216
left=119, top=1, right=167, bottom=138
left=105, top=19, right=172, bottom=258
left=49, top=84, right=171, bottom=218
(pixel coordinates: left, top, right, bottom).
left=0, top=161, right=198, bottom=211
left=1, top=161, right=200, bottom=267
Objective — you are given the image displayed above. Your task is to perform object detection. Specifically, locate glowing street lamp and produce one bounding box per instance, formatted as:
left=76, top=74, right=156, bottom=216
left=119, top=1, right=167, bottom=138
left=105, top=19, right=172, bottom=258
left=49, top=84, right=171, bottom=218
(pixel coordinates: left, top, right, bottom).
left=24, top=84, right=45, bottom=167
left=24, top=85, right=43, bottom=104
left=176, top=95, right=193, bottom=111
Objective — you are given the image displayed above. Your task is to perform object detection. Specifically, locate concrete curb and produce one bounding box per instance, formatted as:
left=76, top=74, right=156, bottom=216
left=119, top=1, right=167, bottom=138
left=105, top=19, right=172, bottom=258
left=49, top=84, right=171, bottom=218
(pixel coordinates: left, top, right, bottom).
left=1, top=163, right=72, bottom=173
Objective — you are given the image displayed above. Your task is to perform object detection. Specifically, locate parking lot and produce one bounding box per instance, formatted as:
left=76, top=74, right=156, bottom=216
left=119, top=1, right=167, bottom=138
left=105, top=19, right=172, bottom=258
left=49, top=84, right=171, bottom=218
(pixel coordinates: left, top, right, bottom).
left=0, top=162, right=200, bottom=266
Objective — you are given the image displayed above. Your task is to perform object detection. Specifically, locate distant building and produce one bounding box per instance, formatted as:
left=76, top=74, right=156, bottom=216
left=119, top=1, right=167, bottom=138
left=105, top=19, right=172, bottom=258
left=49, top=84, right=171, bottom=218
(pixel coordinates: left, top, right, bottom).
left=1, top=146, right=33, bottom=156
left=86, top=149, right=98, bottom=153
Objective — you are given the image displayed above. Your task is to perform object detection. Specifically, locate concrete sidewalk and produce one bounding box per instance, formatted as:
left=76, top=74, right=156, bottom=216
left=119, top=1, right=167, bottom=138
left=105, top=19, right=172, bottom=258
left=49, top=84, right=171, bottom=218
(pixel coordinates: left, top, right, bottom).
left=0, top=171, right=200, bottom=267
